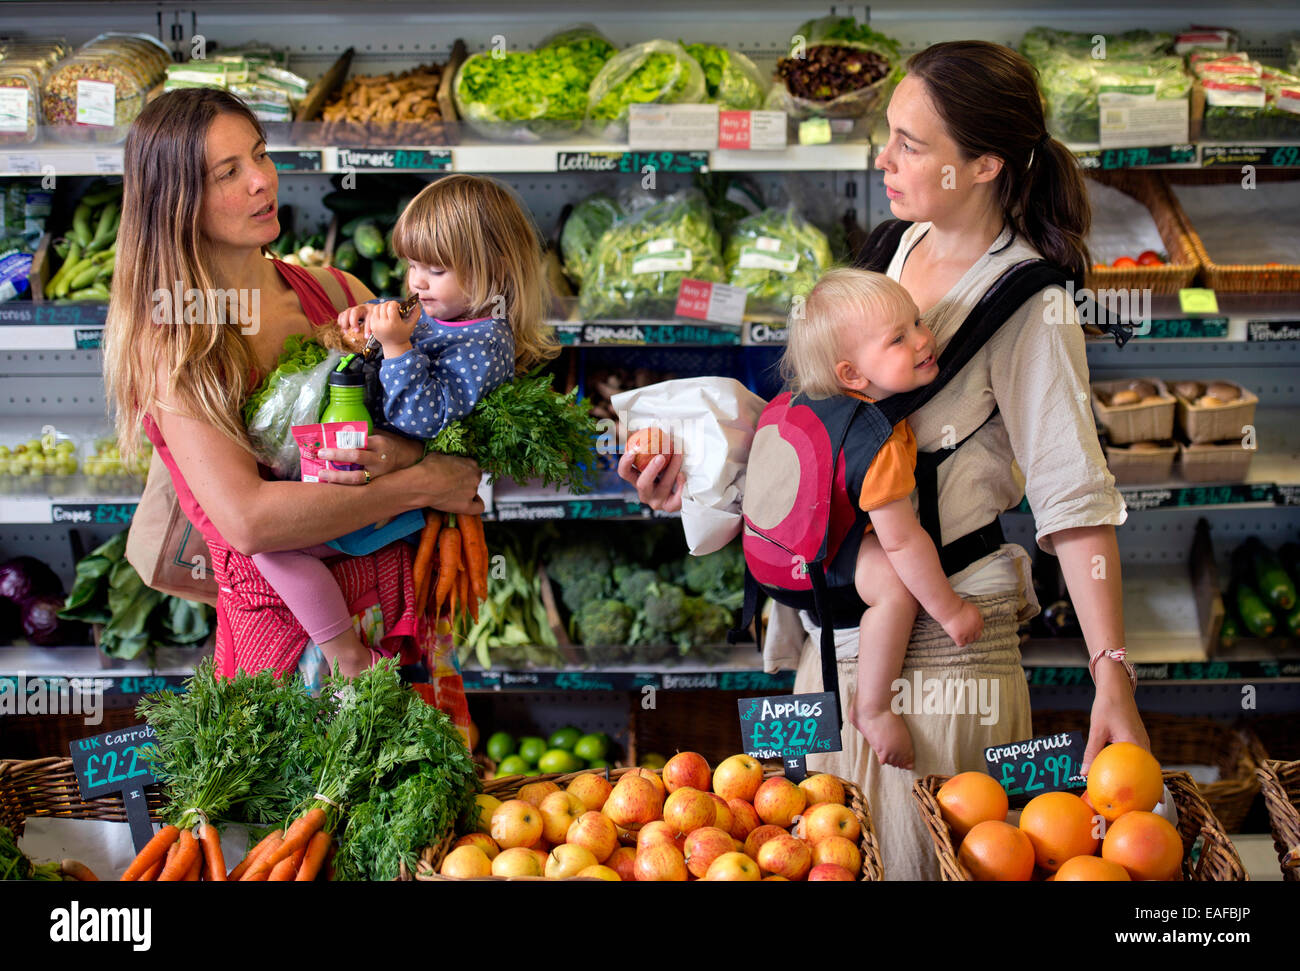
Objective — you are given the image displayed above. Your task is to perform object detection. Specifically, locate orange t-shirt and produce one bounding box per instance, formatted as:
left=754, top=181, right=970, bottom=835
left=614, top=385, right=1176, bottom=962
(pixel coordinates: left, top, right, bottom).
left=844, top=390, right=917, bottom=516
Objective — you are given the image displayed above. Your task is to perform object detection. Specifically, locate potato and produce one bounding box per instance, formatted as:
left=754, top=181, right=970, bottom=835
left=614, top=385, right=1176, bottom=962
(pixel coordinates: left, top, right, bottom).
left=1128, top=379, right=1157, bottom=399
left=1110, top=389, right=1140, bottom=406
left=1173, top=380, right=1203, bottom=399
left=1197, top=394, right=1228, bottom=408
left=1207, top=381, right=1240, bottom=402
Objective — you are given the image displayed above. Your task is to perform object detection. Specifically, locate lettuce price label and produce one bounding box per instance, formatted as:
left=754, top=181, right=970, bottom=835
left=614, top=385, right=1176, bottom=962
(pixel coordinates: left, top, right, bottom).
left=69, top=724, right=162, bottom=852
left=1075, top=145, right=1195, bottom=170
left=738, top=691, right=840, bottom=780
left=984, top=731, right=1087, bottom=808
left=268, top=150, right=322, bottom=171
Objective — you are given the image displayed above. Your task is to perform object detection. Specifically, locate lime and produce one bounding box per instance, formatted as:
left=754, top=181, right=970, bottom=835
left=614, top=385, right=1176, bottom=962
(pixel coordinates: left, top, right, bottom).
left=573, top=733, right=609, bottom=762
left=538, top=748, right=584, bottom=774
left=548, top=726, right=583, bottom=751
left=517, top=736, right=547, bottom=766
left=523, top=768, right=541, bottom=777
left=640, top=752, right=667, bottom=770
left=496, top=754, right=529, bottom=776
left=486, top=731, right=515, bottom=763
left=586, top=759, right=610, bottom=770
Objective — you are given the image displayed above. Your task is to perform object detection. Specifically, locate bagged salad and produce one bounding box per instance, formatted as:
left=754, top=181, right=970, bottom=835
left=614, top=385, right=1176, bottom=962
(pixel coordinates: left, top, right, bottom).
left=767, top=15, right=900, bottom=121
left=560, top=191, right=624, bottom=286
left=724, top=206, right=833, bottom=316
left=1192, top=52, right=1300, bottom=141
left=454, top=24, right=615, bottom=141
left=682, top=42, right=768, bottom=110
left=242, top=335, right=340, bottom=480
left=586, top=39, right=706, bottom=141
left=579, top=189, right=723, bottom=320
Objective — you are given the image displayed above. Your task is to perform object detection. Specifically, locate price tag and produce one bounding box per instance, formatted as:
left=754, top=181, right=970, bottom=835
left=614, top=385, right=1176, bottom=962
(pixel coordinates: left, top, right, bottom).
left=798, top=117, right=832, bottom=146
left=627, top=103, right=719, bottom=150
left=1178, top=288, right=1219, bottom=314
left=717, top=110, right=788, bottom=150
left=1074, top=145, right=1196, bottom=170
left=4, top=153, right=40, bottom=174
left=737, top=692, right=841, bottom=782
left=983, top=731, right=1087, bottom=808
left=744, top=320, right=788, bottom=345
left=75, top=79, right=116, bottom=127
left=50, top=503, right=137, bottom=526
left=1202, top=144, right=1300, bottom=168
left=1144, top=316, right=1229, bottom=339
left=69, top=724, right=162, bottom=853
left=1246, top=319, right=1300, bottom=341
left=674, top=278, right=747, bottom=325
left=335, top=148, right=449, bottom=171
left=0, top=88, right=29, bottom=133
left=269, top=149, right=324, bottom=172
left=92, top=152, right=120, bottom=174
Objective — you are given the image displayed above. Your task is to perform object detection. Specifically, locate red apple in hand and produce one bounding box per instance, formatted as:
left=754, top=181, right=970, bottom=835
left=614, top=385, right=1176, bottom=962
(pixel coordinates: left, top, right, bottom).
left=627, top=425, right=673, bottom=472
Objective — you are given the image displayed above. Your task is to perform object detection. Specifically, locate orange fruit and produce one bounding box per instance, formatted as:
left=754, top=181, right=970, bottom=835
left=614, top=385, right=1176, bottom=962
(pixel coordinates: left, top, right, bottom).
left=1101, top=811, right=1183, bottom=881
left=936, top=772, right=1009, bottom=841
left=1019, top=791, right=1100, bottom=872
left=958, top=820, right=1035, bottom=881
left=1054, top=855, right=1131, bottom=881
left=1086, top=742, right=1163, bottom=822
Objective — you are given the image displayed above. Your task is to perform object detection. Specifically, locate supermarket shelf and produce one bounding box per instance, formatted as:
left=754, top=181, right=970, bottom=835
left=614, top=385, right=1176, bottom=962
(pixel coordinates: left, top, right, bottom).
left=0, top=646, right=201, bottom=704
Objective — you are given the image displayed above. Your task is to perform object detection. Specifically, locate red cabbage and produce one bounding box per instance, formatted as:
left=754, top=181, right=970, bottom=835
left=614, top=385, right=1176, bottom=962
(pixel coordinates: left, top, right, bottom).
left=21, top=594, right=80, bottom=646
left=0, top=556, right=64, bottom=605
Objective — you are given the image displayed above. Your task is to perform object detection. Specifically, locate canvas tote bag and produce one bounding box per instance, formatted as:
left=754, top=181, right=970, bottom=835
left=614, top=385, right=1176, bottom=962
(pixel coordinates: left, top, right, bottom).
left=125, top=448, right=220, bottom=606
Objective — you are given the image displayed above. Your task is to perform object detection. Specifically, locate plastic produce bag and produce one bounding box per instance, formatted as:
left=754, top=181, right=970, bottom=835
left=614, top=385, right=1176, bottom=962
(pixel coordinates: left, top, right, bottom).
left=682, top=42, right=768, bottom=110
left=242, top=336, right=340, bottom=480
left=454, top=24, right=615, bottom=142
left=611, top=377, right=767, bottom=556
left=767, top=15, right=900, bottom=121
left=560, top=191, right=624, bottom=285
left=578, top=188, right=724, bottom=320
left=724, top=206, right=833, bottom=316
left=586, top=39, right=707, bottom=141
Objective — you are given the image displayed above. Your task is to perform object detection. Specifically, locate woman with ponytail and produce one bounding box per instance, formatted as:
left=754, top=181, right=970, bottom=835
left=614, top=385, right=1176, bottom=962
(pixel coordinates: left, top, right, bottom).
left=623, top=41, right=1148, bottom=879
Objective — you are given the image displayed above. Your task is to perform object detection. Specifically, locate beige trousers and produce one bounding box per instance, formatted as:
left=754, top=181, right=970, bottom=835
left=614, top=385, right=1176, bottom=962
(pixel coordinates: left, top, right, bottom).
left=794, top=591, right=1033, bottom=880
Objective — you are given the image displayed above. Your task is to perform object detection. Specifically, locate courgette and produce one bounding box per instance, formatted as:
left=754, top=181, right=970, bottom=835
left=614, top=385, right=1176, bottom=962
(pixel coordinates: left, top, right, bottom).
left=354, top=222, right=385, bottom=260
left=332, top=240, right=359, bottom=272
left=1283, top=602, right=1300, bottom=638
left=322, top=189, right=387, bottom=216
left=384, top=225, right=395, bottom=257
left=1218, top=612, right=1240, bottom=650
left=1230, top=544, right=1278, bottom=637
left=370, top=260, right=392, bottom=294
left=1244, top=538, right=1296, bottom=610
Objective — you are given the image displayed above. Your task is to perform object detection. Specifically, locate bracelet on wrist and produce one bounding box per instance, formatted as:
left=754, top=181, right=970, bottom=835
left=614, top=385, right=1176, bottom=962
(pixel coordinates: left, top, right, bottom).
left=1088, top=646, right=1137, bottom=693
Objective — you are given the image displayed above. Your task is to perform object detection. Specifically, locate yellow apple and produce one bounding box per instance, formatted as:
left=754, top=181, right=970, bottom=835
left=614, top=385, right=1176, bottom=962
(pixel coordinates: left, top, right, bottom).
left=663, top=787, right=716, bottom=835
left=605, top=775, right=662, bottom=826
left=637, top=820, right=686, bottom=854
left=713, top=754, right=763, bottom=802
left=440, top=845, right=492, bottom=878
left=517, top=780, right=561, bottom=808
left=754, top=777, right=806, bottom=828
left=539, top=790, right=587, bottom=844
left=491, top=846, right=543, bottom=877
left=472, top=794, right=502, bottom=834
left=704, top=851, right=761, bottom=881
left=727, top=799, right=761, bottom=840
left=684, top=826, right=735, bottom=878
left=567, top=773, right=613, bottom=812
left=545, top=843, right=598, bottom=879
left=608, top=845, right=638, bottom=881
left=620, top=767, right=667, bottom=803
left=565, top=811, right=619, bottom=863
left=802, top=802, right=861, bottom=844
left=763, top=874, right=789, bottom=881
left=490, top=799, right=543, bottom=849
left=452, top=832, right=500, bottom=860
left=811, top=835, right=862, bottom=876
left=634, top=843, right=688, bottom=882
left=708, top=794, right=733, bottom=835
left=757, top=833, right=813, bottom=880
left=799, top=773, right=846, bottom=807
left=577, top=864, right=620, bottom=881
left=662, top=752, right=712, bottom=793
left=744, top=823, right=788, bottom=861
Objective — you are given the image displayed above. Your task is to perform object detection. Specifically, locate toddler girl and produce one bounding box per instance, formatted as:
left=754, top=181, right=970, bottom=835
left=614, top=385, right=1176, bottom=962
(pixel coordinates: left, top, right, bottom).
left=781, top=268, right=983, bottom=768
left=253, top=174, right=558, bottom=676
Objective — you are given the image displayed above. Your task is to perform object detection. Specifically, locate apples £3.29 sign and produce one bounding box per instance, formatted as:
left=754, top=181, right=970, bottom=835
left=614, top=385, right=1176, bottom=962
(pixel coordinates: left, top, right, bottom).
left=738, top=692, right=841, bottom=781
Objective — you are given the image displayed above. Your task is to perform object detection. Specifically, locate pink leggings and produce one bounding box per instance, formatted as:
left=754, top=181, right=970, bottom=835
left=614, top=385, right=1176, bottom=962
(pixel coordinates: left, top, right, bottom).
left=251, top=545, right=355, bottom=645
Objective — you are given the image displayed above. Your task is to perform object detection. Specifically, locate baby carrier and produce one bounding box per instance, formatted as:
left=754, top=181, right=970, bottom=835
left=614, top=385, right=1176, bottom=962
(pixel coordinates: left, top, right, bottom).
left=735, top=219, right=1131, bottom=721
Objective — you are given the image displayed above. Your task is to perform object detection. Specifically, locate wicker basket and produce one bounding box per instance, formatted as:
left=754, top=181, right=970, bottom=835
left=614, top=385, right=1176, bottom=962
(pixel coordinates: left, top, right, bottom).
left=1172, top=380, right=1258, bottom=445
left=410, top=765, right=884, bottom=881
left=1032, top=710, right=1265, bottom=833
left=1091, top=377, right=1176, bottom=445
left=1256, top=759, right=1300, bottom=882
left=0, top=757, right=165, bottom=836
left=1178, top=438, right=1254, bottom=483
left=913, top=771, right=1247, bottom=881
left=1103, top=440, right=1177, bottom=484
left=1084, top=171, right=1201, bottom=295
left=1164, top=170, right=1300, bottom=292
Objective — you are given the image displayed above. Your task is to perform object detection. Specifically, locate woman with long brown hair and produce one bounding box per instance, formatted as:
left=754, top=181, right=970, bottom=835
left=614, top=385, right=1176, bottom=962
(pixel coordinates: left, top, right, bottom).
left=622, top=41, right=1148, bottom=878
left=103, top=88, right=484, bottom=681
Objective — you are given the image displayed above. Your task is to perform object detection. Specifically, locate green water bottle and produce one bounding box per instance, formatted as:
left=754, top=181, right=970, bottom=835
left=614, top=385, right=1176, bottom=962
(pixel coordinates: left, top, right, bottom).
left=320, top=354, right=372, bottom=470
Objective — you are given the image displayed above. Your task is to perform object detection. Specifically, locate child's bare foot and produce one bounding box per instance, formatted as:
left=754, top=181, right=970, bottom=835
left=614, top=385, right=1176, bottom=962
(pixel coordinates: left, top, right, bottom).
left=855, top=708, right=915, bottom=769
left=319, top=629, right=371, bottom=678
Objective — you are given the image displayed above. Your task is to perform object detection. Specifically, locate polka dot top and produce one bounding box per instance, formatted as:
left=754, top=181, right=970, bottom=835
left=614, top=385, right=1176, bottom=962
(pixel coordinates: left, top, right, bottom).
left=377, top=309, right=515, bottom=440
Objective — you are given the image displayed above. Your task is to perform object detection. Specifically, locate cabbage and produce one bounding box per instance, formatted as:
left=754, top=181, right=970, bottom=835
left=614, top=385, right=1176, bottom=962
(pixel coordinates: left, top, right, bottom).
left=0, top=556, right=62, bottom=605
left=22, top=594, right=80, bottom=646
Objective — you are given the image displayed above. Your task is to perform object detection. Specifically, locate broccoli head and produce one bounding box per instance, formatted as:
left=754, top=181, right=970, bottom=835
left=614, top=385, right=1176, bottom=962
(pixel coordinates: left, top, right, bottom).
left=616, top=568, right=660, bottom=605
left=643, top=583, right=688, bottom=634
left=558, top=571, right=612, bottom=614
left=682, top=542, right=747, bottom=611
left=573, top=599, right=635, bottom=646
left=682, top=596, right=734, bottom=646
left=547, top=540, right=615, bottom=590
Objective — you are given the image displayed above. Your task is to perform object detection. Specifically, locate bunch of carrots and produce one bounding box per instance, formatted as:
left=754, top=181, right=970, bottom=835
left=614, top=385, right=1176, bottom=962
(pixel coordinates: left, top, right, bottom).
left=411, top=510, right=488, bottom=636
left=119, top=814, right=333, bottom=882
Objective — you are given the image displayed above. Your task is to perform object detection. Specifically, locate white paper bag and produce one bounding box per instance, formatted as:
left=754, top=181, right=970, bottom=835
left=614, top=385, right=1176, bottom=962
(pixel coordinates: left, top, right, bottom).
left=611, top=376, right=767, bottom=555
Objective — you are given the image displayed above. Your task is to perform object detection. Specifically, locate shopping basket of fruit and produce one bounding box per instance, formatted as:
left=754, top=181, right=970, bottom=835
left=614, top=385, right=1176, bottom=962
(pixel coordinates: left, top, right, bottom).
left=1033, top=710, right=1266, bottom=833
left=913, top=747, right=1246, bottom=881
left=408, top=754, right=883, bottom=881
left=1256, top=759, right=1300, bottom=882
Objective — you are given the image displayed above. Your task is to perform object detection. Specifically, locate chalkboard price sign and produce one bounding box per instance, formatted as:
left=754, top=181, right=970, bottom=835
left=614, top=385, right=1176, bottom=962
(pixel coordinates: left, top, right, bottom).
left=69, top=724, right=162, bottom=853
left=983, top=731, right=1087, bottom=808
left=738, top=691, right=841, bottom=781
